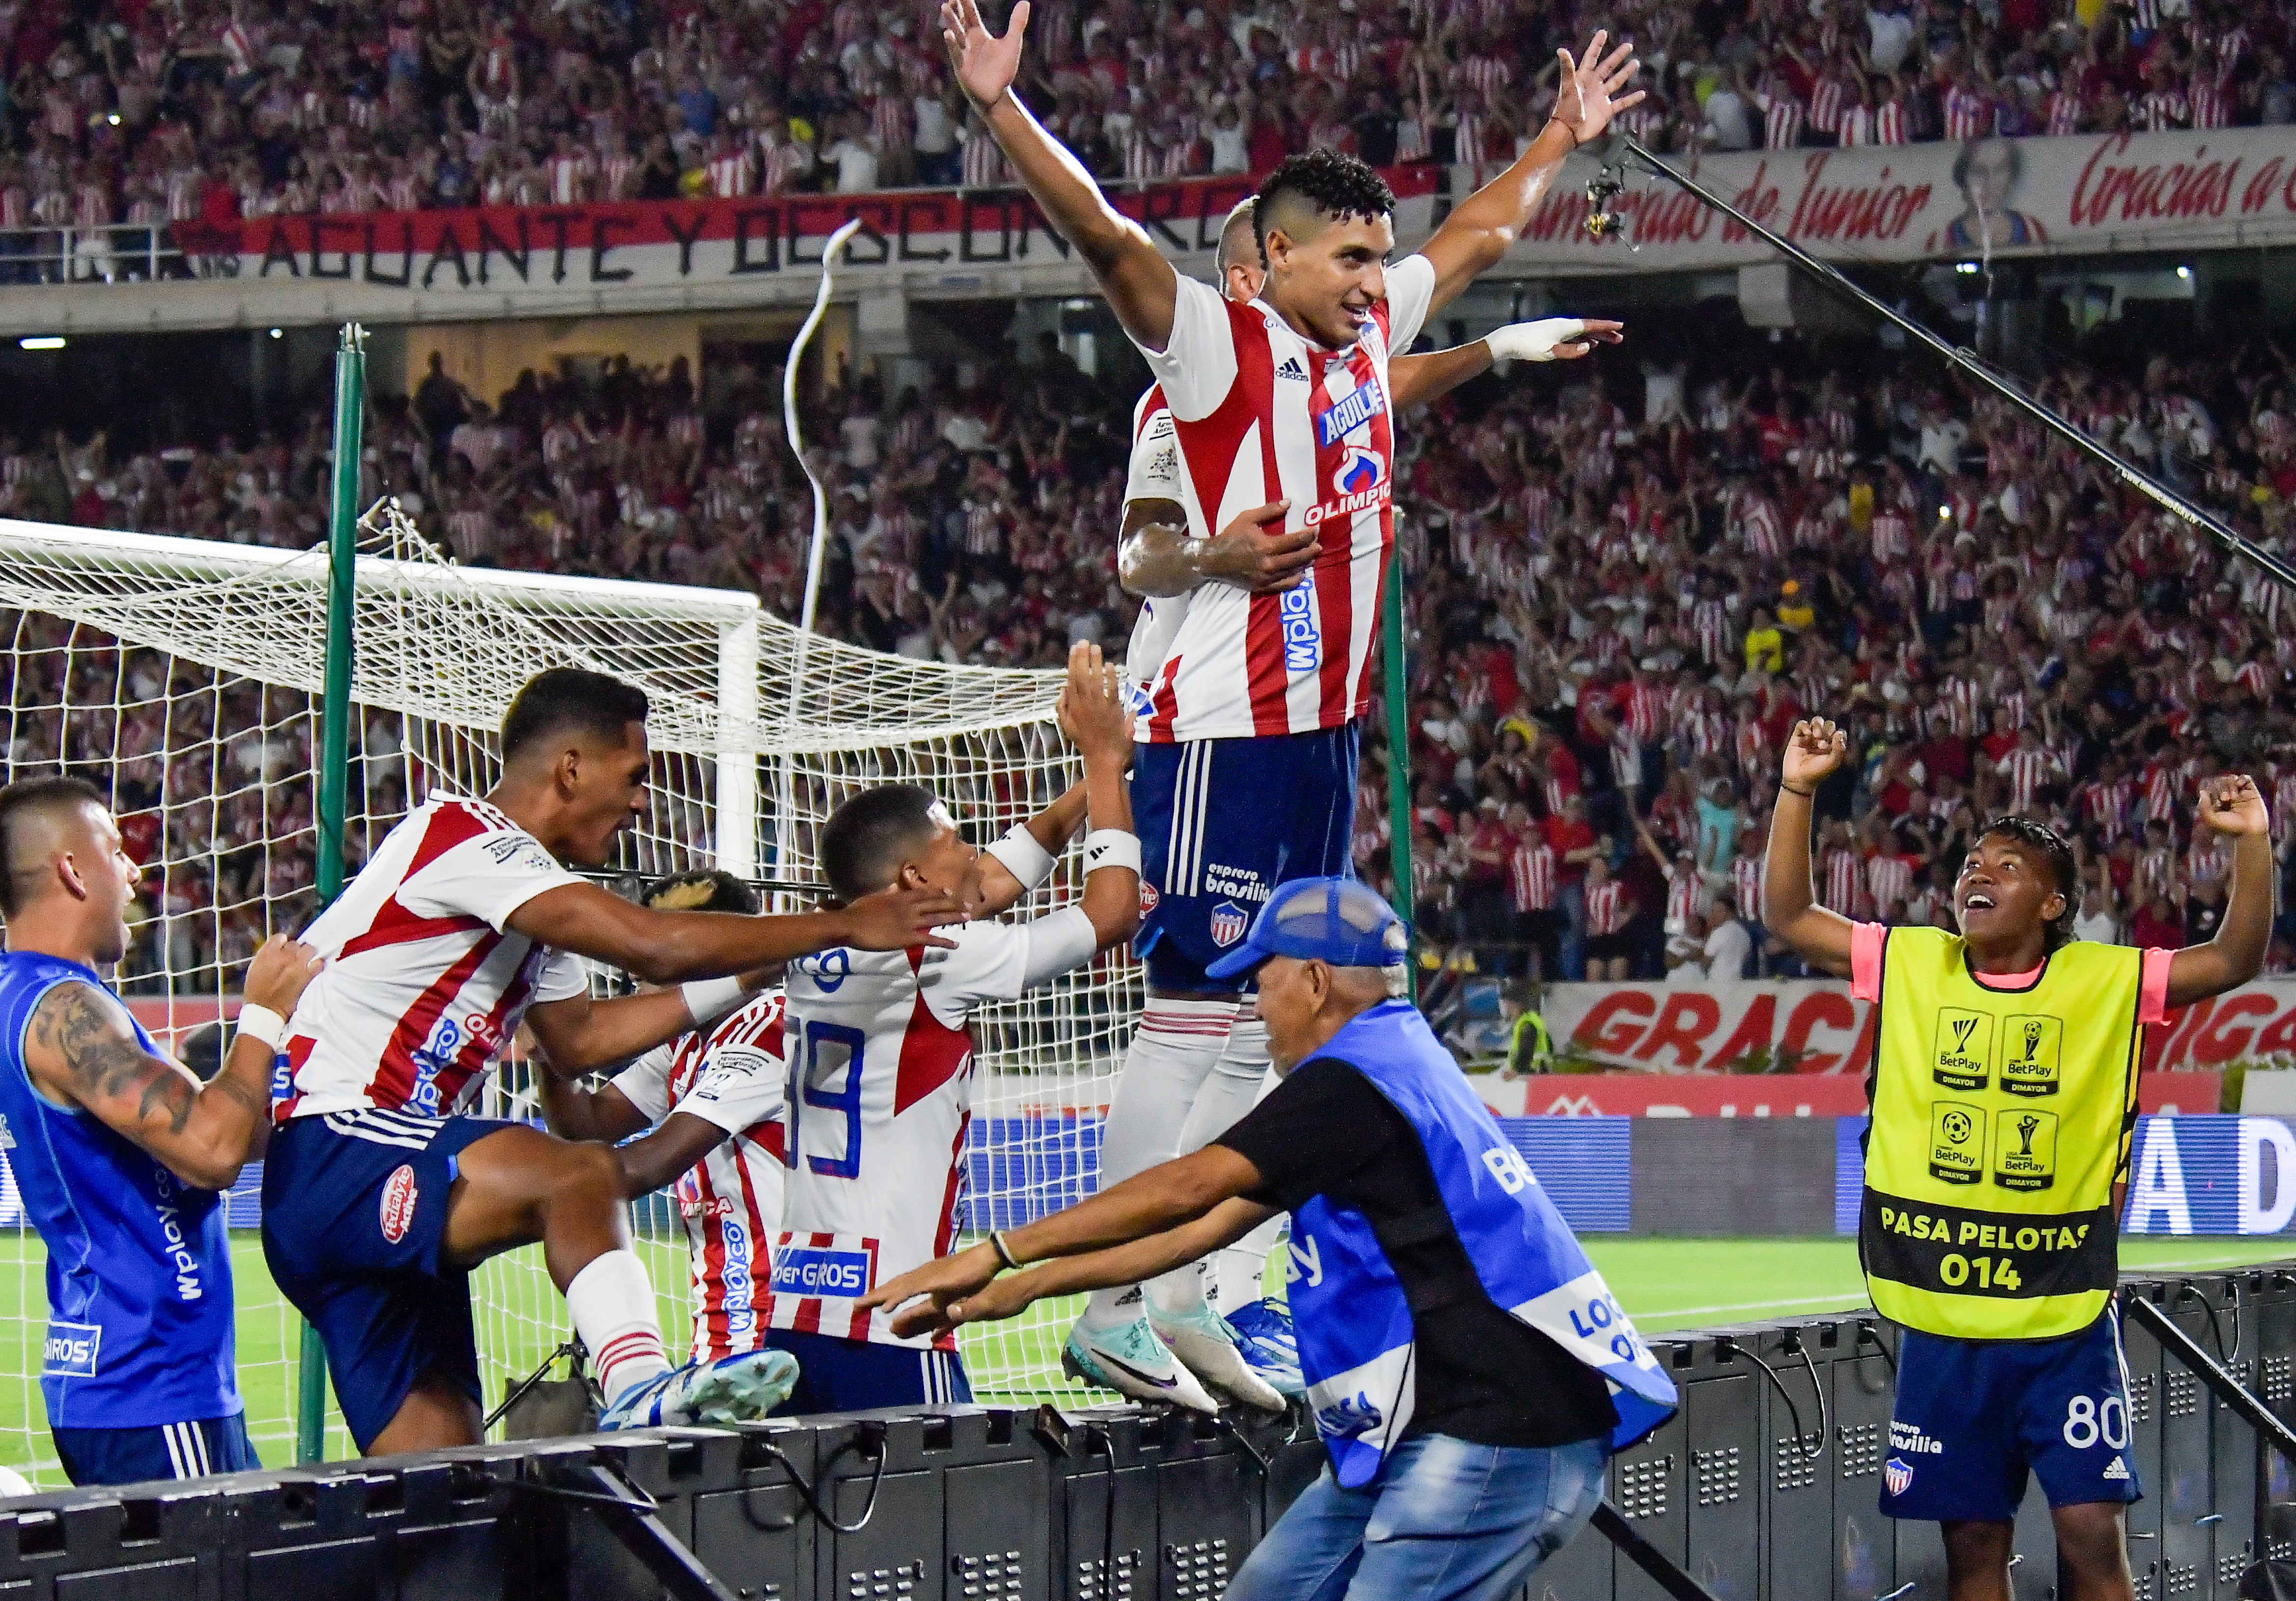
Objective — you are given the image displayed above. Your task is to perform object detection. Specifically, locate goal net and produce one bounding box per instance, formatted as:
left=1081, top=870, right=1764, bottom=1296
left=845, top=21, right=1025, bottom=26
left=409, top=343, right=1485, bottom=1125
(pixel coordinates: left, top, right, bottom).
left=0, top=505, right=1139, bottom=1484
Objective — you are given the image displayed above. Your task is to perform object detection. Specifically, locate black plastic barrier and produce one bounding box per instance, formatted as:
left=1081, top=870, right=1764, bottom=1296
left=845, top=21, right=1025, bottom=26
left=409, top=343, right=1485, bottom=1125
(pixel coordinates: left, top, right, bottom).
left=2, top=1264, right=2293, bottom=1601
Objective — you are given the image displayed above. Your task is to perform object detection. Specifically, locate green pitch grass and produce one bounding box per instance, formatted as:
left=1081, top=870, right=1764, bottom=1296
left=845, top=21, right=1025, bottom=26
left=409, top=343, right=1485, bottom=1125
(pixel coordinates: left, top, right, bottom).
left=0, top=1232, right=2287, bottom=1481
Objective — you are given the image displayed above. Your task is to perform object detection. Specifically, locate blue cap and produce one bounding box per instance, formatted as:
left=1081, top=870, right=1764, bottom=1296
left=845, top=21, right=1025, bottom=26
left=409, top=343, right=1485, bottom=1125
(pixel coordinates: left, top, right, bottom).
left=1204, top=876, right=1411, bottom=980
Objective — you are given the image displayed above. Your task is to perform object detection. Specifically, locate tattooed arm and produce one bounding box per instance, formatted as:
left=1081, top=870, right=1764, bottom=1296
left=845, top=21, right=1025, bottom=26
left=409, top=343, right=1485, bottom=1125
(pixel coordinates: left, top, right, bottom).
left=21, top=934, right=321, bottom=1191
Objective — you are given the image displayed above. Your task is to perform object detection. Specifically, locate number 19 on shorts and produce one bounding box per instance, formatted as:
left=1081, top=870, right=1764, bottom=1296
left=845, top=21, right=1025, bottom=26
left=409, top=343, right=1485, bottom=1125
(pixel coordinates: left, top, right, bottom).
left=2062, top=1392, right=2127, bottom=1451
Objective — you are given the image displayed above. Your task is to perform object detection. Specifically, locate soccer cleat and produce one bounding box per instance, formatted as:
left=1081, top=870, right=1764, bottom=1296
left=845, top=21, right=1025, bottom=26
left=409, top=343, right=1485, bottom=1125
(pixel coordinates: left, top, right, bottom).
left=1223, top=1299, right=1305, bottom=1399
left=1063, top=1315, right=1221, bottom=1414
left=599, top=1349, right=801, bottom=1430
left=1149, top=1298, right=1288, bottom=1412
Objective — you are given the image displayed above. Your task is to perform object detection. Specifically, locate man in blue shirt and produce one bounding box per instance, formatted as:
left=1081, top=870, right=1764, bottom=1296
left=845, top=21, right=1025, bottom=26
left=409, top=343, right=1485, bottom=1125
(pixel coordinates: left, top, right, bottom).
left=0, top=776, right=321, bottom=1485
left=863, top=876, right=1675, bottom=1601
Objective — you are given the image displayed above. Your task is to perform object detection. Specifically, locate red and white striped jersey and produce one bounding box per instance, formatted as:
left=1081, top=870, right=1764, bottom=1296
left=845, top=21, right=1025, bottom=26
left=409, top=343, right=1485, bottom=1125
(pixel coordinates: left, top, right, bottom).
left=1122, top=387, right=1193, bottom=688
left=1509, top=838, right=1557, bottom=912
left=1822, top=847, right=1863, bottom=917
left=1730, top=854, right=1766, bottom=925
left=1865, top=853, right=1914, bottom=916
left=1761, top=92, right=1804, bottom=150
left=1131, top=259, right=1438, bottom=743
left=1585, top=878, right=1631, bottom=937
left=770, top=911, right=1096, bottom=1348
left=276, top=796, right=591, bottom=1125
left=1664, top=866, right=1703, bottom=933
left=2000, top=746, right=2057, bottom=813
left=612, top=993, right=790, bottom=1363
left=1943, top=86, right=1991, bottom=140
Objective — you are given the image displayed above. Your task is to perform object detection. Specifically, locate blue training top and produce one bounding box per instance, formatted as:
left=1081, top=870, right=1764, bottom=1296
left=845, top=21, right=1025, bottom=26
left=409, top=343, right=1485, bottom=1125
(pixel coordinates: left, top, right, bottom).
left=0, top=951, right=241, bottom=1429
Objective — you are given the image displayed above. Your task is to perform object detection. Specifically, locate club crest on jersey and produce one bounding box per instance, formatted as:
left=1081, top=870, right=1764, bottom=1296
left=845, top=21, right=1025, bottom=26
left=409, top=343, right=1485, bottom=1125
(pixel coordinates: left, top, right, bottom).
left=1315, top=382, right=1386, bottom=447
left=1884, top=1458, right=1914, bottom=1497
left=1209, top=902, right=1250, bottom=947
left=380, top=1164, right=419, bottom=1244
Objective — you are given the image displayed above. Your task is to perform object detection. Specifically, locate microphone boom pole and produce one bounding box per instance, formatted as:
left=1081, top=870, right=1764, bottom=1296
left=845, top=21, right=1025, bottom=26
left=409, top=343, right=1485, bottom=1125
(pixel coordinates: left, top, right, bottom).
left=1609, top=135, right=2296, bottom=594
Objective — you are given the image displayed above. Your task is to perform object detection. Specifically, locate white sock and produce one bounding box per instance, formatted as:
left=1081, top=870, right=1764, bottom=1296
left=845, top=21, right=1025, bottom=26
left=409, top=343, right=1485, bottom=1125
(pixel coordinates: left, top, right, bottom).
left=1148, top=1019, right=1275, bottom=1320
left=1085, top=998, right=1236, bottom=1326
left=1214, top=1215, right=1289, bottom=1316
left=568, top=1249, right=671, bottom=1402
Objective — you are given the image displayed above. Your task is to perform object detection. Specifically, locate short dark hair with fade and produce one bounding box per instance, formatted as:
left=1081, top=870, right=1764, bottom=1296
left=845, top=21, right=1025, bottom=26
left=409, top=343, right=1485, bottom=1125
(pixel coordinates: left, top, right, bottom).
left=500, top=667, right=651, bottom=765
left=1975, top=815, right=2079, bottom=950
left=818, top=784, right=942, bottom=904
left=1253, top=151, right=1395, bottom=262
left=643, top=868, right=761, bottom=917
left=1216, top=198, right=1259, bottom=276
left=0, top=775, right=107, bottom=917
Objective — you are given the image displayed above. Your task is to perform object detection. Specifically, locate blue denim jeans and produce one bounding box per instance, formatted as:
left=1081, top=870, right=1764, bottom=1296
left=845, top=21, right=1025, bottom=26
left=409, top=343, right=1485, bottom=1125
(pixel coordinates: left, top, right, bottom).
left=1227, top=1432, right=1609, bottom=1601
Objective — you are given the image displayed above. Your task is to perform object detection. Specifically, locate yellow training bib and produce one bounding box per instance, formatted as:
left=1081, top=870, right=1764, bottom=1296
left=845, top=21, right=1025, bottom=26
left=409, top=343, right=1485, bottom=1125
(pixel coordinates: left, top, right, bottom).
left=1860, top=927, right=2143, bottom=1340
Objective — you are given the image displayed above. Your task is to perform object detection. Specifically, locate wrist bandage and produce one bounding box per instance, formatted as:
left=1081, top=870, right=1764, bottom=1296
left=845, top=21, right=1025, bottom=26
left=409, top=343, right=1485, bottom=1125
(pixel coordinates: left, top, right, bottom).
left=1486, top=318, right=1590, bottom=363
left=985, top=824, right=1058, bottom=891
left=1083, top=829, right=1143, bottom=875
left=681, top=976, right=751, bottom=1026
left=235, top=1004, right=287, bottom=1052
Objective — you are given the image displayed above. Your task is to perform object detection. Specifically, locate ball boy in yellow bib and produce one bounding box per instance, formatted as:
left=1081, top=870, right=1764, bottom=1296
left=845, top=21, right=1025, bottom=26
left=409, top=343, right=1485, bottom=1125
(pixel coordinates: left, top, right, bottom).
left=1762, top=716, right=2272, bottom=1601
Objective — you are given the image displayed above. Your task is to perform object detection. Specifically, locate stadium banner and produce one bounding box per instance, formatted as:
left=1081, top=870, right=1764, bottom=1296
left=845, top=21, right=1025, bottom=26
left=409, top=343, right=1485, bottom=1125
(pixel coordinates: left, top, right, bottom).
left=1490, top=126, right=2296, bottom=269
left=1538, top=974, right=2262, bottom=1086
left=195, top=169, right=1441, bottom=313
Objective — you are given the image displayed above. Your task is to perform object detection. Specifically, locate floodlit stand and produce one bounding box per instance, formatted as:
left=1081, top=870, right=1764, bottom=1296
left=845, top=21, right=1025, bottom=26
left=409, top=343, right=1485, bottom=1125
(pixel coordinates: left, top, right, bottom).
left=1600, top=136, right=2296, bottom=596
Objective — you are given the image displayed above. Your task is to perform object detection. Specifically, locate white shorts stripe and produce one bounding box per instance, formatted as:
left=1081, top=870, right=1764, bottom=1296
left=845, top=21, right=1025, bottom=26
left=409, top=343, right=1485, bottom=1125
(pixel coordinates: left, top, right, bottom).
left=160, top=1423, right=186, bottom=1479
left=193, top=1421, right=212, bottom=1475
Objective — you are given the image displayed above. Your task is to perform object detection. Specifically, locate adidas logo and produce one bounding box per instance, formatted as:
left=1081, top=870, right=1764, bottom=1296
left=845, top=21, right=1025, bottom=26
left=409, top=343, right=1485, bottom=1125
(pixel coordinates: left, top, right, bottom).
left=1276, top=358, right=1308, bottom=382
left=2103, top=1456, right=2131, bottom=1481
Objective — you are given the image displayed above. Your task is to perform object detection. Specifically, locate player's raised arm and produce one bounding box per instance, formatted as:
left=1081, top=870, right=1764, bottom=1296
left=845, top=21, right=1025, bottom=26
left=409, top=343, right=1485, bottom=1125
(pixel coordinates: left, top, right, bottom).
left=1763, top=718, right=1856, bottom=976
left=508, top=878, right=961, bottom=988
left=1057, top=640, right=1144, bottom=950
left=941, top=0, right=1179, bottom=350
left=25, top=933, right=322, bottom=1190
left=1386, top=319, right=1626, bottom=410
left=976, top=779, right=1089, bottom=914
left=2164, top=775, right=2273, bottom=1007
left=1417, top=31, right=1643, bottom=314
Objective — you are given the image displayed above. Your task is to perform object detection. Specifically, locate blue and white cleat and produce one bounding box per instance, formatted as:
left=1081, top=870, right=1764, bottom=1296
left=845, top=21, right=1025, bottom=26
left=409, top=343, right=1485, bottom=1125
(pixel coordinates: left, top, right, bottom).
left=599, top=1349, right=801, bottom=1430
left=1063, top=1314, right=1220, bottom=1414
left=1148, top=1298, right=1287, bottom=1412
left=1224, top=1299, right=1304, bottom=1399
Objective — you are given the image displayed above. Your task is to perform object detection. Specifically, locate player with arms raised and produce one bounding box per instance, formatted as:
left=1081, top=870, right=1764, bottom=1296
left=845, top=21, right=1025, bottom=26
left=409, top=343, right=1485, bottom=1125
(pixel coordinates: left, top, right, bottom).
left=763, top=641, right=1142, bottom=1410
left=937, top=0, right=1642, bottom=1396
left=1108, top=198, right=1627, bottom=1408
left=263, top=667, right=960, bottom=1455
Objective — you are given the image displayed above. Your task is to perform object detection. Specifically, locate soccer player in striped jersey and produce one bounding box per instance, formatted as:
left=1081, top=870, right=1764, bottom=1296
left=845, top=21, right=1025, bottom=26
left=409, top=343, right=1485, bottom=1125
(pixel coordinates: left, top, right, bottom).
left=766, top=642, right=1146, bottom=1413
left=262, top=667, right=961, bottom=1456
left=0, top=778, right=322, bottom=1485
left=945, top=0, right=1640, bottom=1401
left=535, top=870, right=793, bottom=1370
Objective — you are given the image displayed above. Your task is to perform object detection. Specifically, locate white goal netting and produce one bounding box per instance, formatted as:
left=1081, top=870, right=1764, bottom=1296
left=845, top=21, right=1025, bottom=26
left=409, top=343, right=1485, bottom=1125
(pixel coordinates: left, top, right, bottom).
left=0, top=505, right=1140, bottom=1484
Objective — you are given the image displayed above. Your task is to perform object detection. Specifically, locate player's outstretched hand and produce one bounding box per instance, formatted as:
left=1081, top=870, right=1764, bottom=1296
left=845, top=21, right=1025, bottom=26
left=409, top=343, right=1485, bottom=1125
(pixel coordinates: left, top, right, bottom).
left=1487, top=318, right=1625, bottom=362
left=859, top=1241, right=1002, bottom=1329
left=1200, top=499, right=1312, bottom=593
left=243, top=933, right=324, bottom=1017
left=1550, top=29, right=1644, bottom=146
left=886, top=1266, right=1045, bottom=1339
left=941, top=0, right=1029, bottom=110
left=1056, top=640, right=1135, bottom=764
left=843, top=883, right=966, bottom=951
left=2197, top=774, right=2270, bottom=836
left=1781, top=718, right=1848, bottom=793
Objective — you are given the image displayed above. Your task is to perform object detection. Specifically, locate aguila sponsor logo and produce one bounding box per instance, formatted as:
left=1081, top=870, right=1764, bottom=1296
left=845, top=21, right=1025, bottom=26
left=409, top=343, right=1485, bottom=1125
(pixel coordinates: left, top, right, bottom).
left=380, top=1164, right=419, bottom=1244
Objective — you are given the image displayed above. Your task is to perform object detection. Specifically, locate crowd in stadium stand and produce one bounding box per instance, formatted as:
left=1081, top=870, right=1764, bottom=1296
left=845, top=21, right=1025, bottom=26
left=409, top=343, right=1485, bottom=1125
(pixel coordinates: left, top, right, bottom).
left=0, top=0, right=2292, bottom=265
left=12, top=308, right=2296, bottom=995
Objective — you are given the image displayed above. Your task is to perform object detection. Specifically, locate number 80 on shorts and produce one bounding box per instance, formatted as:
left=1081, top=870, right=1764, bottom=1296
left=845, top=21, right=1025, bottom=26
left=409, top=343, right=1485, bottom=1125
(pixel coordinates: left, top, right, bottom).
left=2062, top=1392, right=2127, bottom=1451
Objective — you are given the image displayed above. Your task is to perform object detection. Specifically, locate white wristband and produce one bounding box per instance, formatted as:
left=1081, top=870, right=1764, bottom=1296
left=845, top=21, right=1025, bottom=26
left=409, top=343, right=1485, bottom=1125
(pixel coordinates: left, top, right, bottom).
left=984, top=824, right=1058, bottom=891
left=234, top=1004, right=287, bottom=1052
left=1485, top=317, right=1588, bottom=363
left=681, top=976, right=751, bottom=1027
left=1082, top=829, right=1142, bottom=875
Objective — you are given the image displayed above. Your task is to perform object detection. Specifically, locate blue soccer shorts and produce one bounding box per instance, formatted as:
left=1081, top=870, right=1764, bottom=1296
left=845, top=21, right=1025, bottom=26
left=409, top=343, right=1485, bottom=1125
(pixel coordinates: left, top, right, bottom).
left=261, top=1112, right=516, bottom=1451
left=1132, top=722, right=1362, bottom=992
left=52, top=1412, right=257, bottom=1488
left=1881, top=1311, right=2142, bottom=1523
left=760, top=1330, right=971, bottom=1413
